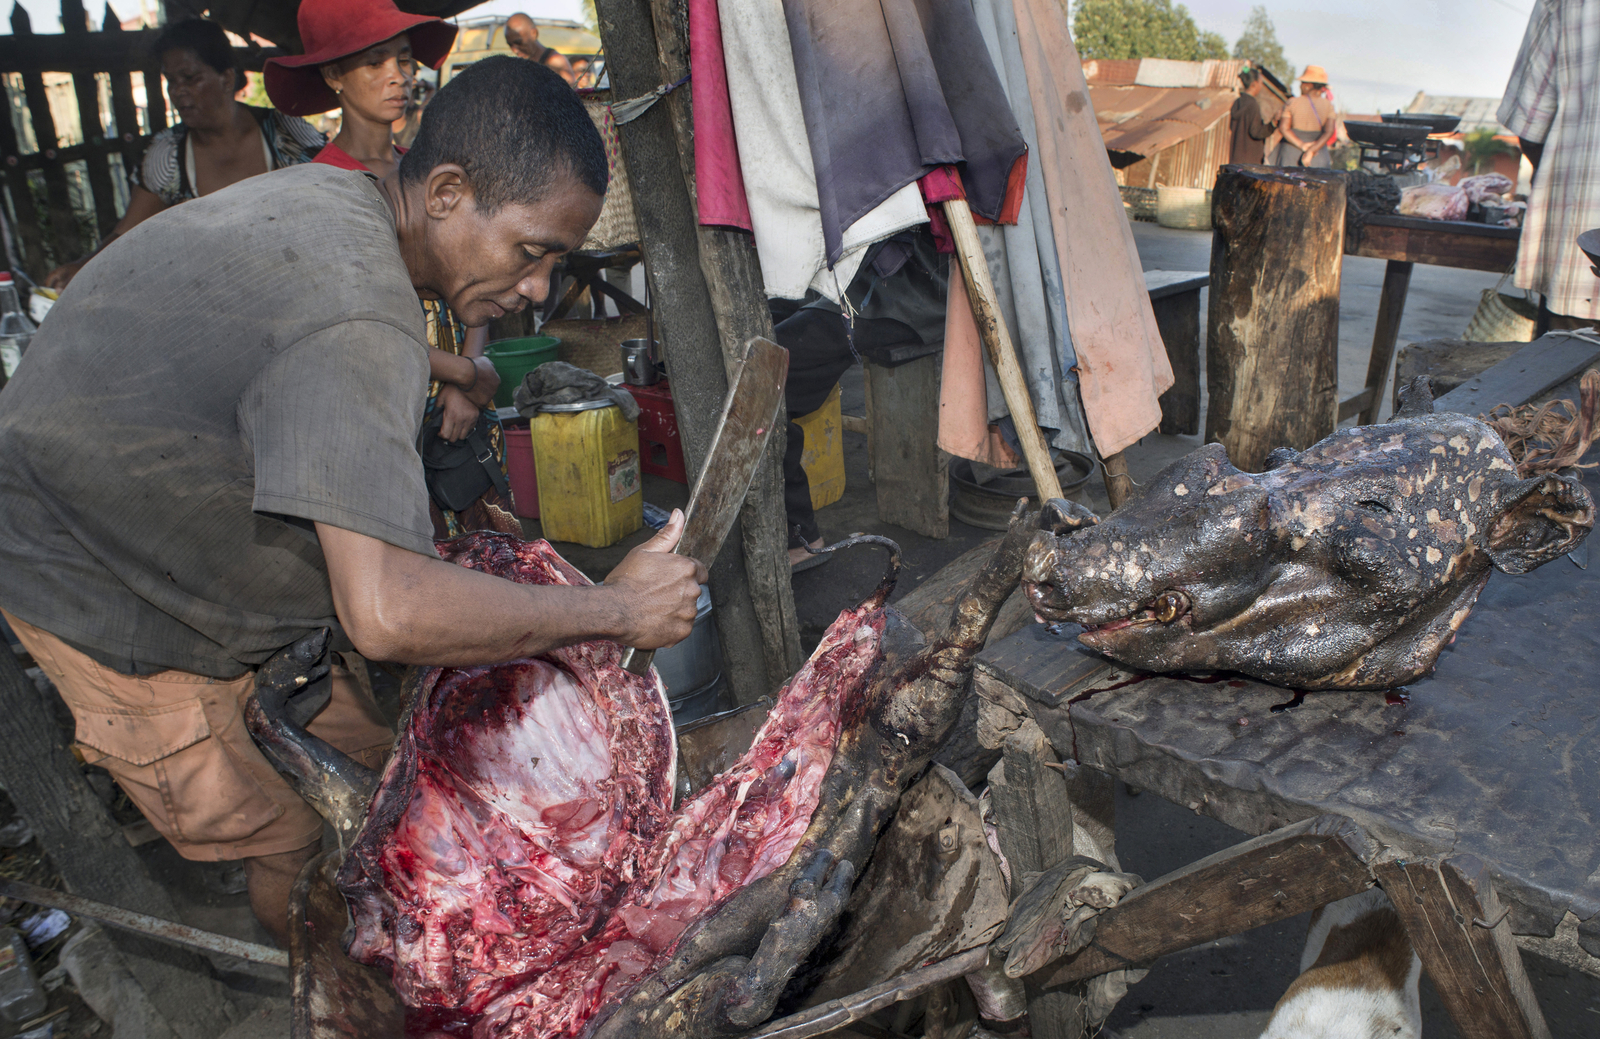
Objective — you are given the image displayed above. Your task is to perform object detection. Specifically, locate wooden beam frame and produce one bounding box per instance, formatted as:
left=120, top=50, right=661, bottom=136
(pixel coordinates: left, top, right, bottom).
left=1375, top=856, right=1552, bottom=1039
left=1035, top=814, right=1375, bottom=990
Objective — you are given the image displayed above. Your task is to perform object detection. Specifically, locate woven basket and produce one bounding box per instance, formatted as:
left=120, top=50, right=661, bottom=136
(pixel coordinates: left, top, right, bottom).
left=1156, top=186, right=1212, bottom=231
left=1462, top=269, right=1537, bottom=343
left=582, top=94, right=640, bottom=251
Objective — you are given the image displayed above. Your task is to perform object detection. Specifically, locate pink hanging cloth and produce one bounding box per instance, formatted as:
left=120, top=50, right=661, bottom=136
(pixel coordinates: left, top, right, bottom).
left=688, top=0, right=753, bottom=230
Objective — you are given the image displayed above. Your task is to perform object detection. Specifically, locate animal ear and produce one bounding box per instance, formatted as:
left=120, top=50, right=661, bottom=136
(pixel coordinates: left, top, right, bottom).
left=1394, top=376, right=1436, bottom=418
left=1038, top=497, right=1098, bottom=535
left=1484, top=474, right=1596, bottom=574
left=1263, top=447, right=1298, bottom=470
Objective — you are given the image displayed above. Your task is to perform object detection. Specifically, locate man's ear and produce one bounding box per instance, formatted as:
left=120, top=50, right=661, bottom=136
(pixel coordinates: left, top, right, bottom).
left=423, top=164, right=472, bottom=219
left=1484, top=473, right=1595, bottom=574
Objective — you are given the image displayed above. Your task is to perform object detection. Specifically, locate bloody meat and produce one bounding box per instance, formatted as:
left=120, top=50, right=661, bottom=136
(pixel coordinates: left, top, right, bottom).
left=335, top=534, right=888, bottom=1038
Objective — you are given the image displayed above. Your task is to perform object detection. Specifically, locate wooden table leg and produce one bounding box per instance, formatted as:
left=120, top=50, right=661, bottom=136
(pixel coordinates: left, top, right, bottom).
left=1036, top=814, right=1375, bottom=989
left=1375, top=856, right=1551, bottom=1039
left=989, top=723, right=1088, bottom=1037
left=1356, top=259, right=1414, bottom=425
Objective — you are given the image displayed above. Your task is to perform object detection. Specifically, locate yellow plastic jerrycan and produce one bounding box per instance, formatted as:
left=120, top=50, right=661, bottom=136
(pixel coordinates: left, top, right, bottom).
left=795, top=384, right=844, bottom=510
left=527, top=400, right=643, bottom=548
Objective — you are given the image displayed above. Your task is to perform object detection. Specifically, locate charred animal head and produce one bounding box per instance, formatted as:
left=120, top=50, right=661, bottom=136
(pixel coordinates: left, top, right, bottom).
left=1023, top=379, right=1593, bottom=688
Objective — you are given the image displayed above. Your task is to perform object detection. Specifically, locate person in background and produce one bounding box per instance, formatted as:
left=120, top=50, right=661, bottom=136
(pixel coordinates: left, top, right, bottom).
left=1229, top=67, right=1275, bottom=165
left=1271, top=65, right=1336, bottom=168
left=393, top=77, right=434, bottom=148
left=1499, top=0, right=1600, bottom=331
left=505, top=13, right=576, bottom=84
left=267, top=0, right=517, bottom=538
left=44, top=19, right=324, bottom=288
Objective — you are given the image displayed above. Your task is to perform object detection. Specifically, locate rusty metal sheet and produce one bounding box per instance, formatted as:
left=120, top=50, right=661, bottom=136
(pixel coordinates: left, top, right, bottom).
left=977, top=444, right=1600, bottom=948
left=1090, top=85, right=1234, bottom=160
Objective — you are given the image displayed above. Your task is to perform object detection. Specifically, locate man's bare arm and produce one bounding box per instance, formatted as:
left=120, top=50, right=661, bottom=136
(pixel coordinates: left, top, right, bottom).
left=317, top=511, right=706, bottom=665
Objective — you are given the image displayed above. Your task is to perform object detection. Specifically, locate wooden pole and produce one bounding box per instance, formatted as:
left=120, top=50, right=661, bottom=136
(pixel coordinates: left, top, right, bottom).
left=1205, top=165, right=1345, bottom=472
left=0, top=643, right=233, bottom=1037
left=593, top=0, right=801, bottom=700
left=643, top=0, right=801, bottom=683
left=942, top=198, right=1064, bottom=503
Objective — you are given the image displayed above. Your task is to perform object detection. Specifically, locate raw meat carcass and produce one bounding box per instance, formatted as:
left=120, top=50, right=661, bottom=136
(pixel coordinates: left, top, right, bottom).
left=1459, top=172, right=1514, bottom=205
left=1398, top=182, right=1467, bottom=221
left=246, top=507, right=1039, bottom=1039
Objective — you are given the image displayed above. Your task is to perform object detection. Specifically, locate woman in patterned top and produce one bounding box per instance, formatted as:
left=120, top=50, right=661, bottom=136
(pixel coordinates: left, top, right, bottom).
left=44, top=19, right=324, bottom=289
left=267, top=0, right=520, bottom=539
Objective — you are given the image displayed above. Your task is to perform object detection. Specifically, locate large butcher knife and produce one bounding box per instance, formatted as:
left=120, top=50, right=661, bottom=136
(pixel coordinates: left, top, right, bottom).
left=620, top=336, right=789, bottom=676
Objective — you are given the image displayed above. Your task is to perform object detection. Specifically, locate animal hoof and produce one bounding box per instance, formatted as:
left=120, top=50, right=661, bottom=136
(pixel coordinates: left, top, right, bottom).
left=1038, top=498, right=1098, bottom=536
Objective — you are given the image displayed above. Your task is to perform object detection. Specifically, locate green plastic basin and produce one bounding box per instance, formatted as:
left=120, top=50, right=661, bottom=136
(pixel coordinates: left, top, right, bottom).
left=485, top=335, right=561, bottom=409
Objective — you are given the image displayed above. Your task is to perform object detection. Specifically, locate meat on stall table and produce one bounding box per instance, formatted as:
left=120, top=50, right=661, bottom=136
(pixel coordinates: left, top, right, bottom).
left=247, top=506, right=1041, bottom=1039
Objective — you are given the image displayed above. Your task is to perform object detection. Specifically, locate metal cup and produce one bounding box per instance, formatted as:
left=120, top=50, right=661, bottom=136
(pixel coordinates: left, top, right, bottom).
left=620, top=338, right=661, bottom=386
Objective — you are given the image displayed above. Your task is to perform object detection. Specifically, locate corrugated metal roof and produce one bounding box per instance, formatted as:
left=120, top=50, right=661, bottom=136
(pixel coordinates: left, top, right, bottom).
left=1090, top=84, right=1235, bottom=158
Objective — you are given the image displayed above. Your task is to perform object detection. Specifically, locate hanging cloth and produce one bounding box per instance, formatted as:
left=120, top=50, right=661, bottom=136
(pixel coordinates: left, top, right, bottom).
left=688, top=0, right=753, bottom=230
left=780, top=0, right=1028, bottom=266
left=1010, top=0, right=1172, bottom=457
left=719, top=0, right=928, bottom=300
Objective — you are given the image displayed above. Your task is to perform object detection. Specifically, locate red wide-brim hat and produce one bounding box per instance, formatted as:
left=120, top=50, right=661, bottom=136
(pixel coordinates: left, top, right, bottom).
left=264, top=0, right=458, bottom=117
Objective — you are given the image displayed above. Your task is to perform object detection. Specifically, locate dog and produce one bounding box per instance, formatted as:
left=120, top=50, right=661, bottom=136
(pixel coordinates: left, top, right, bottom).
left=1259, top=888, right=1422, bottom=1039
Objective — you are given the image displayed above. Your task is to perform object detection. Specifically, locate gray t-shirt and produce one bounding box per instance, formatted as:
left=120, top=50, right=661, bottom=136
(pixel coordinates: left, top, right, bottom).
left=0, top=164, right=434, bottom=677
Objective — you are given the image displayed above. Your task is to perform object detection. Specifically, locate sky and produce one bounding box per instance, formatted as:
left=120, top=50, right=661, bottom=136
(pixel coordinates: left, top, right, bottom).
left=1180, top=0, right=1534, bottom=115
left=4, top=0, right=1531, bottom=115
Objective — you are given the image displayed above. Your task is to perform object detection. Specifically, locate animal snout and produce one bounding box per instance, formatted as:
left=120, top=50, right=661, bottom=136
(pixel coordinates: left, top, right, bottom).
left=1022, top=531, right=1061, bottom=585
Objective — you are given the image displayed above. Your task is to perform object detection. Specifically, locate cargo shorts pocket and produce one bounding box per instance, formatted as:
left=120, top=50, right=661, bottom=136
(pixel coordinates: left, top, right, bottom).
left=71, top=696, right=285, bottom=847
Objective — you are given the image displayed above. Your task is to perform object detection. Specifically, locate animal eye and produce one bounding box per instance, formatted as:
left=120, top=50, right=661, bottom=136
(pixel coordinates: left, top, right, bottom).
left=1356, top=499, right=1392, bottom=514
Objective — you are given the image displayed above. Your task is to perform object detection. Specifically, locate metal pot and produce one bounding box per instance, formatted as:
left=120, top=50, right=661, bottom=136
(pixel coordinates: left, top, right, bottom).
left=653, top=583, right=722, bottom=703
left=621, top=338, right=661, bottom=386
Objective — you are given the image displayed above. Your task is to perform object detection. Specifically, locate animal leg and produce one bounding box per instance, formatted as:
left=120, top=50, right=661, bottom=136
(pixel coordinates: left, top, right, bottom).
left=718, top=849, right=858, bottom=1031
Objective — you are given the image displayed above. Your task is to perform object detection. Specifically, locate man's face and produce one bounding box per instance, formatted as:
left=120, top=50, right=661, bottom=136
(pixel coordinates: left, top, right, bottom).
left=505, top=15, right=539, bottom=58
left=425, top=174, right=604, bottom=327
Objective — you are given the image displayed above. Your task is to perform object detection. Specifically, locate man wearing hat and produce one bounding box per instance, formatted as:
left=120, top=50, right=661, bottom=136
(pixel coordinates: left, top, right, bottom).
left=0, top=57, right=705, bottom=944
left=1272, top=65, right=1337, bottom=168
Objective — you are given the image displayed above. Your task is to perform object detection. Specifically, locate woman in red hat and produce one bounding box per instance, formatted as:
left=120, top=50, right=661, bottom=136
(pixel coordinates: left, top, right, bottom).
left=44, top=19, right=325, bottom=289
left=267, top=0, right=521, bottom=539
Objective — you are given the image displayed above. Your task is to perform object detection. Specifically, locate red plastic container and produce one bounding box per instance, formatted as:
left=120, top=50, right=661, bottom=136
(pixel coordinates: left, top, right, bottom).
left=629, top=379, right=688, bottom=484
left=501, top=422, right=540, bottom=519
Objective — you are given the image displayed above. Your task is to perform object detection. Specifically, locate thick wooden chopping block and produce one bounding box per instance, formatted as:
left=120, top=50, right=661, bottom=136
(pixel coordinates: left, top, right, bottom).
left=1205, top=166, right=1345, bottom=472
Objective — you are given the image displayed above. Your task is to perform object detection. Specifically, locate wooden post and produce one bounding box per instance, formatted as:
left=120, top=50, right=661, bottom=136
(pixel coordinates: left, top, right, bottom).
left=643, top=0, right=801, bottom=683
left=943, top=198, right=1064, bottom=503
left=0, top=644, right=234, bottom=1037
left=9, top=4, right=87, bottom=266
left=1375, top=856, right=1552, bottom=1039
left=594, top=0, right=801, bottom=699
left=988, top=723, right=1087, bottom=1038
left=867, top=354, right=949, bottom=538
left=1101, top=451, right=1132, bottom=511
left=1355, top=259, right=1413, bottom=425
left=1205, top=165, right=1344, bottom=472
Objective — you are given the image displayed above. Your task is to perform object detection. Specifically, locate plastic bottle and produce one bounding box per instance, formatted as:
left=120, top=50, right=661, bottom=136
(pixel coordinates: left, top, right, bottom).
left=0, top=926, right=47, bottom=1024
left=0, top=272, right=37, bottom=382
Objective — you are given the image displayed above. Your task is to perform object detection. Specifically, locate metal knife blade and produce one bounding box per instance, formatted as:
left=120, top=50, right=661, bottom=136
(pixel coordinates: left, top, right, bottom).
left=621, top=337, right=789, bottom=676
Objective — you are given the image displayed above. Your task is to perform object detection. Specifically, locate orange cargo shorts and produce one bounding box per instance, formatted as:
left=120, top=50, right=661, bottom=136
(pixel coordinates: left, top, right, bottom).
left=4, top=610, right=394, bottom=862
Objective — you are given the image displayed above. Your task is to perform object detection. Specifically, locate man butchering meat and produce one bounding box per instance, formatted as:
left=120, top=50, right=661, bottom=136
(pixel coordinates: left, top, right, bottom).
left=0, top=57, right=704, bottom=946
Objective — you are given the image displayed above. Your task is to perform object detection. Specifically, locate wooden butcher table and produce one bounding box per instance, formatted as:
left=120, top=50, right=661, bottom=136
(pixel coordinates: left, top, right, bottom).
left=1340, top=214, right=1521, bottom=425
